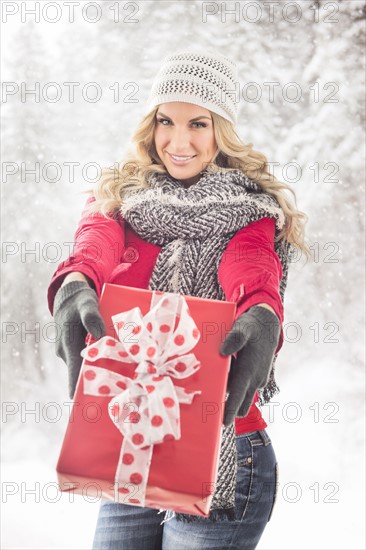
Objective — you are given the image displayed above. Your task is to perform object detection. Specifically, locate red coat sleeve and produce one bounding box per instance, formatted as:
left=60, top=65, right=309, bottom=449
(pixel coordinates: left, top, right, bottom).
left=218, top=217, right=284, bottom=354
left=47, top=196, right=125, bottom=315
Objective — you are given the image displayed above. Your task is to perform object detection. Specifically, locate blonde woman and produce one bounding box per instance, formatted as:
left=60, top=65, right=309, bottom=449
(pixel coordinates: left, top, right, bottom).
left=48, top=51, right=309, bottom=549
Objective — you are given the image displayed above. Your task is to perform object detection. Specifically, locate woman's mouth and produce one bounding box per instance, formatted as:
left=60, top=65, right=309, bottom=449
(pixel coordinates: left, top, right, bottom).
left=168, top=153, right=197, bottom=165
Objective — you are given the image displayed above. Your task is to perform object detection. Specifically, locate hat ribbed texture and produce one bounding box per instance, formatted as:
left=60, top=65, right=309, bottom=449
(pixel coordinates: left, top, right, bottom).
left=146, top=50, right=238, bottom=125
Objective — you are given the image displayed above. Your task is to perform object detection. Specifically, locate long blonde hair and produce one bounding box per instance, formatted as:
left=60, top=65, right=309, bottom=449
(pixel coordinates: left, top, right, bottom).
left=84, top=106, right=310, bottom=259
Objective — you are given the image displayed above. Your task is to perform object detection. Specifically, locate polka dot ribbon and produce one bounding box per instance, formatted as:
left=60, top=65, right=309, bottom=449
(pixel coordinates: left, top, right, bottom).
left=80, top=291, right=202, bottom=507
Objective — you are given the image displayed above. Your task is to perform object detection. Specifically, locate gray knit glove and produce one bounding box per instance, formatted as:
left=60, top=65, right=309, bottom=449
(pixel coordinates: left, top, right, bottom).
left=220, top=305, right=281, bottom=426
left=53, top=280, right=105, bottom=399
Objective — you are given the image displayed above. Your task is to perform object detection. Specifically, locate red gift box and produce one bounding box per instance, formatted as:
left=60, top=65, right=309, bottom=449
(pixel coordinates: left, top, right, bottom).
left=56, top=283, right=236, bottom=517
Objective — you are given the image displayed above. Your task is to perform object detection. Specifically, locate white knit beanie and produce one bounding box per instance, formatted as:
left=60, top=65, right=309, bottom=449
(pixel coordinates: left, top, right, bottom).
left=146, top=50, right=239, bottom=125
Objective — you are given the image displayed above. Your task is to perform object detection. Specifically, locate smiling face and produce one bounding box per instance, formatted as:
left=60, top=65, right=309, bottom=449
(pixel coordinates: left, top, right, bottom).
left=153, top=102, right=218, bottom=187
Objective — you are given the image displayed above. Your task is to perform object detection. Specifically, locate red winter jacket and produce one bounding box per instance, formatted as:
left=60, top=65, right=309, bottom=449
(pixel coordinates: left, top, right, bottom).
left=47, top=196, right=285, bottom=435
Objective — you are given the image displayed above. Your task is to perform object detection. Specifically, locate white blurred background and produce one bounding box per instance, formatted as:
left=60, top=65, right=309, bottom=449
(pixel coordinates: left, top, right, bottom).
left=1, top=1, right=365, bottom=548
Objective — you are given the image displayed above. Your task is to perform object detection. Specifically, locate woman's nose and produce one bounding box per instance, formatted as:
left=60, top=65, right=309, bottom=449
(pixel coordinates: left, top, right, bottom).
left=168, top=128, right=191, bottom=151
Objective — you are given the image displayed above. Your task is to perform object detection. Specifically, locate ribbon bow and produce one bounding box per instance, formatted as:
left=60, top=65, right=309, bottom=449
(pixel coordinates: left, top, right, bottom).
left=80, top=291, right=201, bottom=506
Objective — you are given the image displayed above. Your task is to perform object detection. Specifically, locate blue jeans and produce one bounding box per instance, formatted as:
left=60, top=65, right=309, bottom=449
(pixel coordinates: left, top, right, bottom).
left=92, top=429, right=278, bottom=550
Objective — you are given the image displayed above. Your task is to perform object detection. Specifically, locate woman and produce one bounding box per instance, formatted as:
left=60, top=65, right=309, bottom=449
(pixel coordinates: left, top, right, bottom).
left=48, top=50, right=309, bottom=549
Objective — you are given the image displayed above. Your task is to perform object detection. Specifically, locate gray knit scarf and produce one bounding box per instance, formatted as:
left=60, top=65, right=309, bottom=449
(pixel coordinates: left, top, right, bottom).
left=121, top=168, right=294, bottom=522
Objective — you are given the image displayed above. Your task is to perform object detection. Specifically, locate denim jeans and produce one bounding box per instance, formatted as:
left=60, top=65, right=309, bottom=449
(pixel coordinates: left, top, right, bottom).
left=92, top=429, right=278, bottom=550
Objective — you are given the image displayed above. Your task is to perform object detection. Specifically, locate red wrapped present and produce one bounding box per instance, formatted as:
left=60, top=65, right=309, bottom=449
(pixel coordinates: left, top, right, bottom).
left=56, top=283, right=236, bottom=517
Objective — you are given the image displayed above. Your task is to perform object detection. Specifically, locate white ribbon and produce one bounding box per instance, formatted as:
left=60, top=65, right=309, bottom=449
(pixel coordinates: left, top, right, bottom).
left=80, top=291, right=202, bottom=506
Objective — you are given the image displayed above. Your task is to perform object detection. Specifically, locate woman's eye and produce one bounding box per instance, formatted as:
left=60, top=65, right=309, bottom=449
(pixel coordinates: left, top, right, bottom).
left=191, top=122, right=207, bottom=128
left=157, top=118, right=170, bottom=125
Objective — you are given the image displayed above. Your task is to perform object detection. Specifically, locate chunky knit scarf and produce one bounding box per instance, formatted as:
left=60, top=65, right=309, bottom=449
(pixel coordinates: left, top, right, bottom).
left=121, top=168, right=294, bottom=522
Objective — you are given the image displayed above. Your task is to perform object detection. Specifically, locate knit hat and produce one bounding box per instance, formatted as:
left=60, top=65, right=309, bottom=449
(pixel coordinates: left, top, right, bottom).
left=146, top=50, right=239, bottom=125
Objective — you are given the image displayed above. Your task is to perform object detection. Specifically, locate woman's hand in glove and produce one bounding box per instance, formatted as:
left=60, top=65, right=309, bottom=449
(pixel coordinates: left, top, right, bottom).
left=220, top=305, right=281, bottom=427
left=53, top=280, right=105, bottom=399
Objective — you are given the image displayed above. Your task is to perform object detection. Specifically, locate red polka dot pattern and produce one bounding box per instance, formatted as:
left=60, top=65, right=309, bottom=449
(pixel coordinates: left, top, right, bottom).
left=132, top=433, right=144, bottom=445
left=146, top=346, right=156, bottom=358
left=118, top=487, right=129, bottom=494
left=118, top=351, right=128, bottom=358
left=116, top=321, right=124, bottom=330
left=130, top=472, right=143, bottom=485
left=147, top=365, right=157, bottom=374
left=98, top=385, right=110, bottom=395
left=129, top=344, right=140, bottom=355
left=146, top=322, right=153, bottom=332
left=175, top=362, right=186, bottom=372
left=132, top=325, right=141, bottom=335
left=192, top=328, right=199, bottom=338
left=146, top=385, right=155, bottom=393
left=122, top=453, right=134, bottom=465
left=151, top=415, right=163, bottom=427
left=106, top=339, right=116, bottom=346
left=116, top=381, right=127, bottom=390
left=174, top=334, right=185, bottom=346
left=84, top=369, right=96, bottom=380
left=163, top=397, right=175, bottom=408
left=159, top=324, right=170, bottom=333
left=88, top=348, right=99, bottom=358
left=128, top=412, right=141, bottom=423
left=163, top=434, right=174, bottom=442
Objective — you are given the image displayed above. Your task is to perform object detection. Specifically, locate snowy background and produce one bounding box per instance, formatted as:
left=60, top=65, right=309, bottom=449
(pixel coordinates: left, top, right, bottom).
left=1, top=0, right=365, bottom=548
